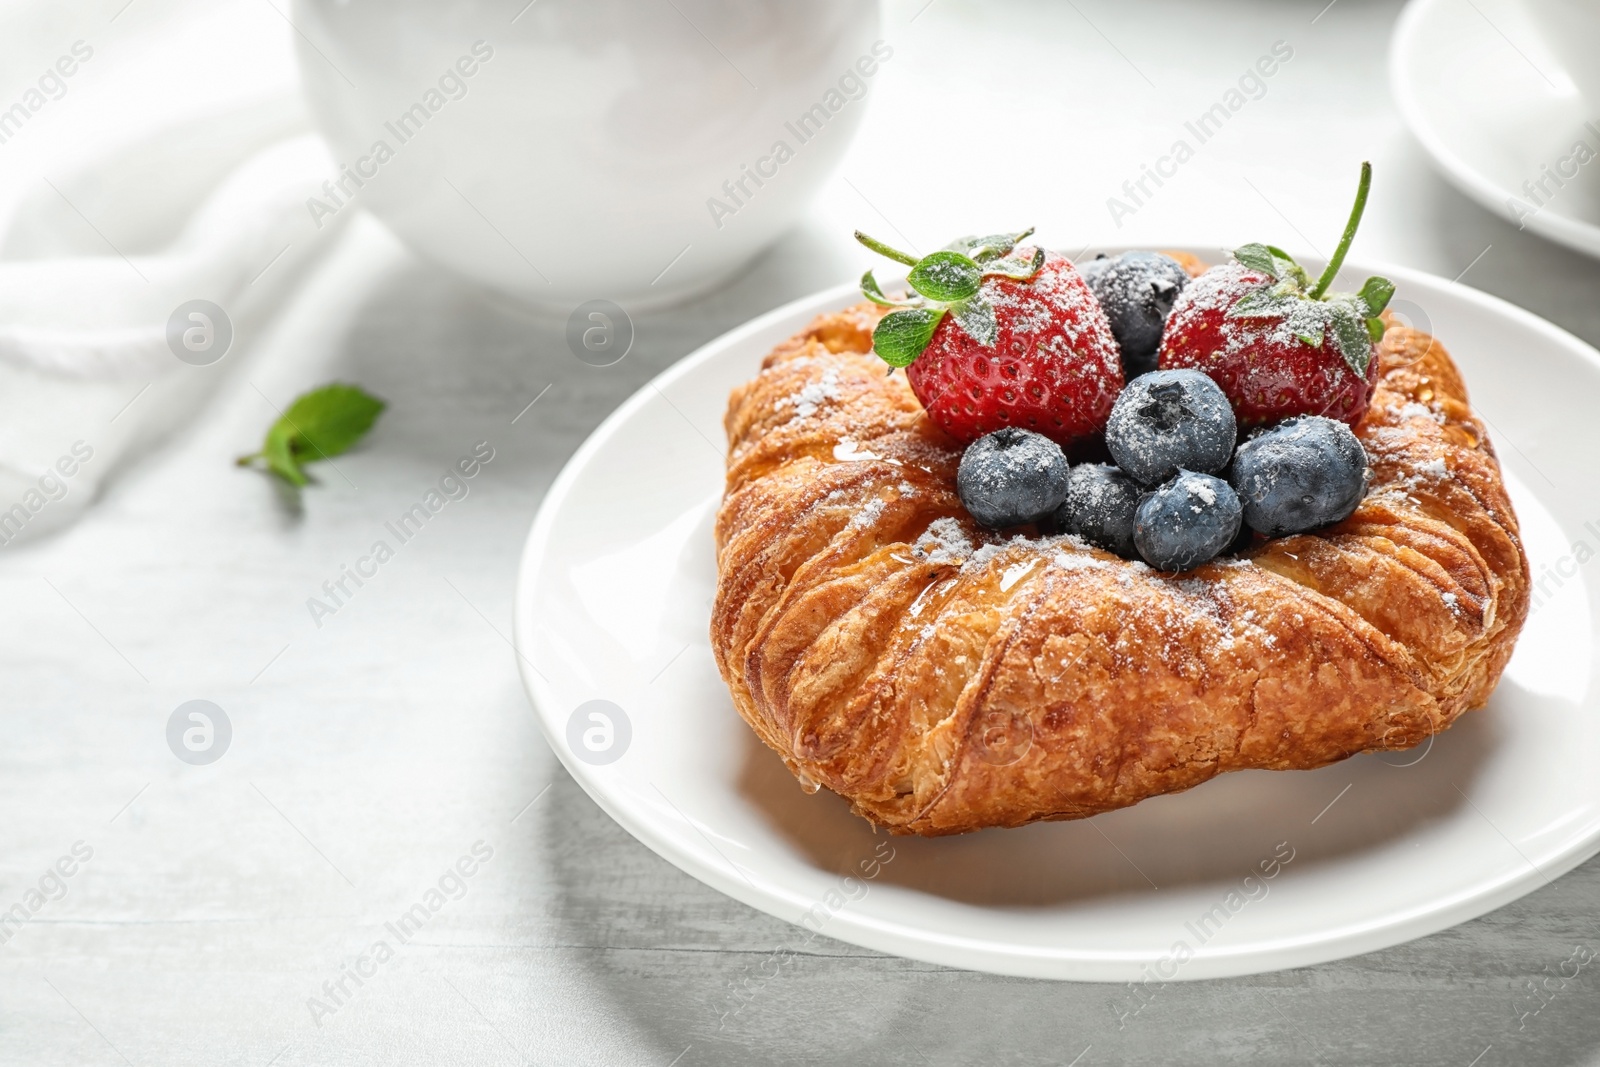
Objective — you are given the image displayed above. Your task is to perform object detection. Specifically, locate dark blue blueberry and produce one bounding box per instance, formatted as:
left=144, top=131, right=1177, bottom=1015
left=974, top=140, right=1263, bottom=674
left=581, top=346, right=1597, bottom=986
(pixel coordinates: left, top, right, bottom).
left=1133, top=470, right=1243, bottom=572
left=1105, top=369, right=1236, bottom=486
left=956, top=427, right=1070, bottom=529
left=1055, top=463, right=1142, bottom=558
left=1229, top=416, right=1370, bottom=537
left=1079, top=251, right=1189, bottom=378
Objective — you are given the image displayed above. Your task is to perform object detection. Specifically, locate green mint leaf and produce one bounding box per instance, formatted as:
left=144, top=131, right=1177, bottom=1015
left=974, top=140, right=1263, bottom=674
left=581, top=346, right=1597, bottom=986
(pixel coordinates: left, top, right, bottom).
left=1358, top=275, right=1395, bottom=317
left=1232, top=243, right=1282, bottom=279
left=907, top=250, right=982, bottom=303
left=265, top=428, right=308, bottom=486
left=239, top=382, right=386, bottom=487
left=1326, top=299, right=1375, bottom=377
left=982, top=246, right=1045, bottom=281
left=860, top=269, right=912, bottom=308
left=280, top=384, right=386, bottom=460
left=949, top=293, right=997, bottom=346
left=873, top=308, right=945, bottom=368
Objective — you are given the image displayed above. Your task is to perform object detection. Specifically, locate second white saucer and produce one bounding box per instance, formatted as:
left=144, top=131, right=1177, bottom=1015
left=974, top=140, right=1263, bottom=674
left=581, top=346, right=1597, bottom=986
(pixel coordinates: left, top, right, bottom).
left=1391, top=0, right=1600, bottom=260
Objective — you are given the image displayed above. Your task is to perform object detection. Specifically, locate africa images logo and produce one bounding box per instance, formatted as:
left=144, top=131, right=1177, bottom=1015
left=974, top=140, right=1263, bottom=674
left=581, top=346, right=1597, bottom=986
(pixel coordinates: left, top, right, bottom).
left=166, top=700, right=232, bottom=766
left=704, top=40, right=894, bottom=230
left=566, top=700, right=631, bottom=765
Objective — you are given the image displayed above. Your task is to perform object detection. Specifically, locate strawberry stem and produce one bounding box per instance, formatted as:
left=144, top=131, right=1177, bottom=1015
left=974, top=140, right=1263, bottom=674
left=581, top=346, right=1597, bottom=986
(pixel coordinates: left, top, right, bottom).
left=855, top=230, right=920, bottom=268
left=1310, top=162, right=1371, bottom=301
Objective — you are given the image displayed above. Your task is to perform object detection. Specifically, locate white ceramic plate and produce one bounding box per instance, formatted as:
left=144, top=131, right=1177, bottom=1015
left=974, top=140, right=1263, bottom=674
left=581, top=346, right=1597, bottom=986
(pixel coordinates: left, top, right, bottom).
left=1391, top=0, right=1600, bottom=260
left=513, top=250, right=1600, bottom=981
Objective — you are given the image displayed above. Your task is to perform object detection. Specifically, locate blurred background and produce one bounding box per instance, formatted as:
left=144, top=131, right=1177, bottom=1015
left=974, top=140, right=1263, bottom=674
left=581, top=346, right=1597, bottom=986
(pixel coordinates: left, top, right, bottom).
left=1, top=0, right=1599, bottom=1064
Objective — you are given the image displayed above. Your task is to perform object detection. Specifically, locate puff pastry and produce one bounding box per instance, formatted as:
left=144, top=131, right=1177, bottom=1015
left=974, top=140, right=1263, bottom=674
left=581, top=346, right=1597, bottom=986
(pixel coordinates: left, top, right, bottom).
left=711, top=299, right=1529, bottom=835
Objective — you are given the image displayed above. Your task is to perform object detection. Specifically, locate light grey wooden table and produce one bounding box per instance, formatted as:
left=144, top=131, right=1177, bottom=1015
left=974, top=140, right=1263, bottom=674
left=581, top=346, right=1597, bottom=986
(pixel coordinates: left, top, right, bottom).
left=3, top=0, right=1600, bottom=1063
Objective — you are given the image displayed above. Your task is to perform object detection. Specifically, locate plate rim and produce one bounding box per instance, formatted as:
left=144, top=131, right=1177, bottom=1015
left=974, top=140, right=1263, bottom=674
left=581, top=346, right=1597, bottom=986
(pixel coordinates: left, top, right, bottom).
left=1389, top=0, right=1600, bottom=260
left=513, top=250, right=1600, bottom=980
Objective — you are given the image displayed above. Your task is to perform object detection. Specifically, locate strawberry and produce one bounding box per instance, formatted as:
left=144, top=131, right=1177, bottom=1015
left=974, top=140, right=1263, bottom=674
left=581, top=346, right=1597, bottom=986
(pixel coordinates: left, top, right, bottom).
left=856, top=229, right=1122, bottom=446
left=1158, top=163, right=1394, bottom=428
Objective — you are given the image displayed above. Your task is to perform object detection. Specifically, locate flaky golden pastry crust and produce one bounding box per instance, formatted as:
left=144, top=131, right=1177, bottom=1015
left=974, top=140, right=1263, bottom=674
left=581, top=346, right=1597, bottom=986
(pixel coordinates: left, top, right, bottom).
left=711, top=300, right=1529, bottom=835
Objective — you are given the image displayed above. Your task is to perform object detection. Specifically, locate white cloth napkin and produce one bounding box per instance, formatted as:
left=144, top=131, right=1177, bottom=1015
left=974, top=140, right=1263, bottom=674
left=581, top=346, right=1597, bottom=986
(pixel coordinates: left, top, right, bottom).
left=0, top=98, right=348, bottom=544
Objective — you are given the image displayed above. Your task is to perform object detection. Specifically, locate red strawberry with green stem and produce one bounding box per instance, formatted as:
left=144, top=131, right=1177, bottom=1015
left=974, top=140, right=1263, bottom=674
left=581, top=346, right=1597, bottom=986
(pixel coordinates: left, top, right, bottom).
left=856, top=228, right=1123, bottom=447
left=1158, top=162, right=1395, bottom=427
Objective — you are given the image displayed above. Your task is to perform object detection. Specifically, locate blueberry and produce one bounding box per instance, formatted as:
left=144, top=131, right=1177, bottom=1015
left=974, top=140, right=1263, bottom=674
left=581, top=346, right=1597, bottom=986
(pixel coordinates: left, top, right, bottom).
left=1105, top=369, right=1236, bottom=486
left=1080, top=251, right=1189, bottom=378
left=1055, top=463, right=1142, bottom=557
left=1133, top=470, right=1243, bottom=572
left=1229, top=416, right=1370, bottom=537
left=957, top=428, right=1070, bottom=529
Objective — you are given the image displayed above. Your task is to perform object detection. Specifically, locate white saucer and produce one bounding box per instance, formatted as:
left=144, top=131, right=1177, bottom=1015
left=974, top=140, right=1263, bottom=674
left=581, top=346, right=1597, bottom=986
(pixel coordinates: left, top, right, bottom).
left=1391, top=0, right=1600, bottom=260
left=513, top=251, right=1600, bottom=981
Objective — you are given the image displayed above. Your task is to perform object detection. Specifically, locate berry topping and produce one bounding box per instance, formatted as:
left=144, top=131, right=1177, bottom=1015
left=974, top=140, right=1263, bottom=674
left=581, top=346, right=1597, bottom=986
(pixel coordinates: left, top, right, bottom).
left=1158, top=163, right=1395, bottom=427
left=1229, top=415, right=1371, bottom=537
left=856, top=230, right=1123, bottom=446
left=1133, top=470, right=1243, bottom=572
left=1079, top=251, right=1190, bottom=379
left=1104, top=369, right=1236, bottom=486
left=1055, top=463, right=1142, bottom=558
left=956, top=427, right=1071, bottom=529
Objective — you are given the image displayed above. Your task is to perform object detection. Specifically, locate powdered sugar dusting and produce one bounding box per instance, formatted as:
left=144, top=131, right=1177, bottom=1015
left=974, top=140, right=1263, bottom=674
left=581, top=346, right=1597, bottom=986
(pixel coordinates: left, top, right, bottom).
left=849, top=496, right=887, bottom=530
left=1051, top=549, right=1121, bottom=573
left=1397, top=401, right=1445, bottom=424
left=973, top=249, right=1121, bottom=390
left=958, top=430, right=1066, bottom=496
left=777, top=368, right=841, bottom=419
left=912, top=517, right=974, bottom=564
left=1172, top=261, right=1344, bottom=361
left=965, top=541, right=1007, bottom=571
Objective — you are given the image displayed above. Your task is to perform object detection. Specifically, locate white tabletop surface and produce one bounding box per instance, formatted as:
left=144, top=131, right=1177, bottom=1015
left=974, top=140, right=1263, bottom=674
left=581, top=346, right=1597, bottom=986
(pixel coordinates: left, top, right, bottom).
left=4, top=1, right=1600, bottom=1064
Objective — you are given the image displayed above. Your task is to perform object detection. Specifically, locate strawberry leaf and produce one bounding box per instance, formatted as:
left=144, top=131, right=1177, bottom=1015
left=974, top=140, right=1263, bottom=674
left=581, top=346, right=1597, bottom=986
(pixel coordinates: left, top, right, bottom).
left=1366, top=317, right=1387, bottom=343
left=949, top=293, right=997, bottom=346
left=1326, top=298, right=1375, bottom=377
left=1358, top=275, right=1395, bottom=317
left=1232, top=243, right=1283, bottom=279
left=946, top=227, right=1034, bottom=262
left=1232, top=243, right=1308, bottom=288
left=860, top=269, right=914, bottom=308
left=1227, top=288, right=1301, bottom=319
left=907, top=251, right=982, bottom=303
left=946, top=233, right=1013, bottom=259
left=982, top=247, right=1045, bottom=281
left=873, top=308, right=945, bottom=368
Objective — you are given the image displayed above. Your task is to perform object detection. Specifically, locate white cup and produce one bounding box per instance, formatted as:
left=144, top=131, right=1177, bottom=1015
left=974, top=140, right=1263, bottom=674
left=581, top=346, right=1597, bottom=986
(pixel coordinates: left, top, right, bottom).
left=1521, top=0, right=1600, bottom=105
left=292, top=0, right=884, bottom=311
